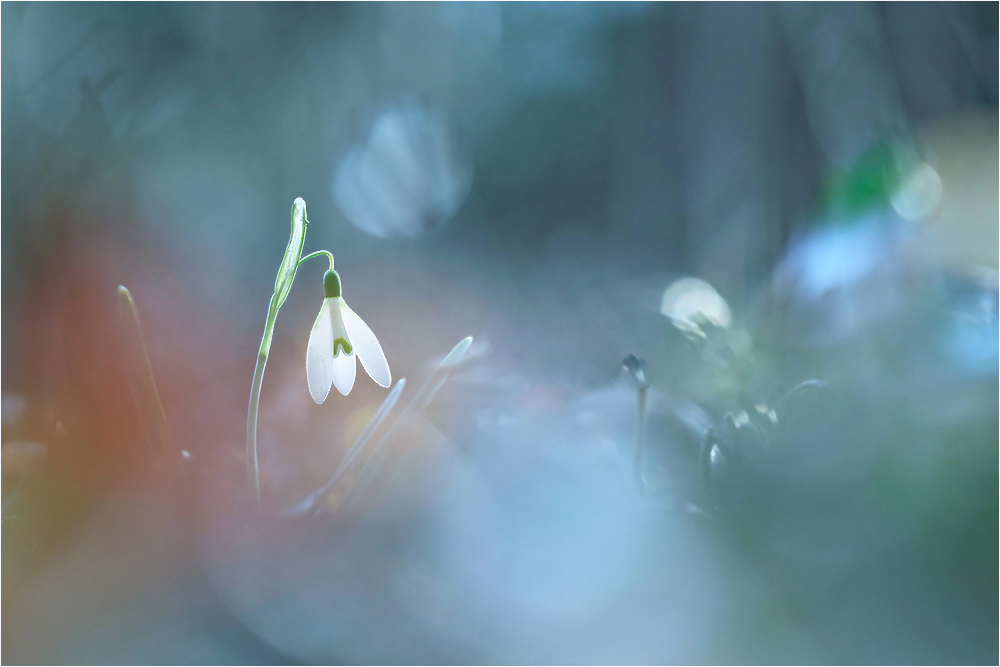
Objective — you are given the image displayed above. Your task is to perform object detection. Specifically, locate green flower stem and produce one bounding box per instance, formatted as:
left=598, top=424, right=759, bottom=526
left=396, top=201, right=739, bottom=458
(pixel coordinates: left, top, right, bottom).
left=246, top=290, right=281, bottom=505
left=298, top=250, right=334, bottom=271
left=246, top=244, right=336, bottom=503
left=247, top=199, right=340, bottom=505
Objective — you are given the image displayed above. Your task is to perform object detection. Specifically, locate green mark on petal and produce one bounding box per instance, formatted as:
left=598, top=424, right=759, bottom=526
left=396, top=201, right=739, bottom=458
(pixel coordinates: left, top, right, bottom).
left=334, top=337, right=353, bottom=356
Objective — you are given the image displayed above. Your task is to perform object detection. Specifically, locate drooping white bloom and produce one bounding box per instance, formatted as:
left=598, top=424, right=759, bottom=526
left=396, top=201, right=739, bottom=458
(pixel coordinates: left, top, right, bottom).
left=306, top=270, right=390, bottom=403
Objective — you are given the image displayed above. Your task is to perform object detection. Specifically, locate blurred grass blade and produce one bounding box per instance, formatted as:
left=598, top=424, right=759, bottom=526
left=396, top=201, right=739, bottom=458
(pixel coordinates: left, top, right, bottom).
left=302, top=377, right=407, bottom=515
left=440, top=335, right=473, bottom=368
left=117, top=285, right=180, bottom=473
left=343, top=336, right=474, bottom=513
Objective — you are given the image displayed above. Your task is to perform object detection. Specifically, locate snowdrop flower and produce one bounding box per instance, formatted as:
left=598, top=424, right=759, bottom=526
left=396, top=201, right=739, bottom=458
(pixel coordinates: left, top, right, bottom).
left=307, top=269, right=391, bottom=402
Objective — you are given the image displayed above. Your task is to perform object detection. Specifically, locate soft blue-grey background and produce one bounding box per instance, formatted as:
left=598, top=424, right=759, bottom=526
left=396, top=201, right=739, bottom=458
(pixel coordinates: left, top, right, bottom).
left=2, top=3, right=997, bottom=664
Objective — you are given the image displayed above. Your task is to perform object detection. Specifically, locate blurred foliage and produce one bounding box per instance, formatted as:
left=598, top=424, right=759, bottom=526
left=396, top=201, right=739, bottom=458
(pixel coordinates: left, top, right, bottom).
left=821, top=140, right=910, bottom=219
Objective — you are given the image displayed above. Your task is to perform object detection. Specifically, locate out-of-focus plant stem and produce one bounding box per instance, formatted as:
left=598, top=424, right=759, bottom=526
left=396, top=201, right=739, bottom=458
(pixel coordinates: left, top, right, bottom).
left=635, top=384, right=648, bottom=495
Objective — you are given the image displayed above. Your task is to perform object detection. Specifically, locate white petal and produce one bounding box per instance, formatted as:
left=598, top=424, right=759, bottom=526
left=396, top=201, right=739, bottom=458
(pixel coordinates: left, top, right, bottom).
left=331, top=348, right=356, bottom=396
left=306, top=300, right=336, bottom=404
left=341, top=302, right=391, bottom=387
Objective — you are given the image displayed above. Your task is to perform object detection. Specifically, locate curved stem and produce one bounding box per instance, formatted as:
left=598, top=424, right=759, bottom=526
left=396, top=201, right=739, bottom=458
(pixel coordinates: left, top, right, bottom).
left=247, top=292, right=280, bottom=505
left=297, top=250, right=334, bottom=271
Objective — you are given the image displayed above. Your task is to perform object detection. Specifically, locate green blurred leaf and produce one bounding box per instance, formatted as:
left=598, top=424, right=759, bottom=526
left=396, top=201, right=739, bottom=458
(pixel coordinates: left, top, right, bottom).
left=823, top=141, right=907, bottom=219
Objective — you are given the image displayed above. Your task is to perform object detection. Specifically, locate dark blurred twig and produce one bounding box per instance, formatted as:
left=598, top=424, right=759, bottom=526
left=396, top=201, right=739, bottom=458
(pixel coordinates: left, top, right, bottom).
left=623, top=353, right=650, bottom=495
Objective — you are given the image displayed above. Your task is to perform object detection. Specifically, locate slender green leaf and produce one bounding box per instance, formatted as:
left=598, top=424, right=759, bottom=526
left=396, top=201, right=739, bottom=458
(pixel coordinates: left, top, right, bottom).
left=273, top=197, right=308, bottom=309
